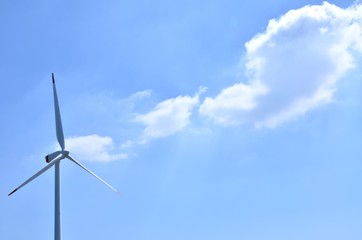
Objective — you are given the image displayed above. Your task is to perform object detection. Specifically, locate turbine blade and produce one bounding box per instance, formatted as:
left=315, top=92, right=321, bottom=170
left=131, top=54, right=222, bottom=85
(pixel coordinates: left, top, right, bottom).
left=8, top=156, right=62, bottom=196
left=66, top=155, right=119, bottom=194
left=52, top=73, right=65, bottom=150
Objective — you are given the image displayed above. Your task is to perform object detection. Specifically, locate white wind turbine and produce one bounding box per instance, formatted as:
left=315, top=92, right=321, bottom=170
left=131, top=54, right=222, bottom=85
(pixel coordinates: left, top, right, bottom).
left=9, top=73, right=118, bottom=240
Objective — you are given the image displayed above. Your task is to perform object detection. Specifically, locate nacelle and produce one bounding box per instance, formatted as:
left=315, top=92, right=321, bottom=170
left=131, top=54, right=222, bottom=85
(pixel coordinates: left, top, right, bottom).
left=45, top=151, right=62, bottom=163
left=45, top=155, right=51, bottom=163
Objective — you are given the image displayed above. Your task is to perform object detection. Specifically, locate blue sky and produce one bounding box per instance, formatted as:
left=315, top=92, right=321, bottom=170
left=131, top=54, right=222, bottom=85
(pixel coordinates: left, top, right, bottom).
left=1, top=0, right=362, bottom=239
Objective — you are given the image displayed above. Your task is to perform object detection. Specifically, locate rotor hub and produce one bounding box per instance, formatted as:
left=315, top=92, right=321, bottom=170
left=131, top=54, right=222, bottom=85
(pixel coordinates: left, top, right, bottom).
left=62, top=150, right=69, bottom=158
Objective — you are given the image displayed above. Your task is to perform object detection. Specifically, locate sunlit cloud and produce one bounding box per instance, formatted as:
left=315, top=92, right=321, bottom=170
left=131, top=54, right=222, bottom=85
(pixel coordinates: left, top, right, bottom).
left=130, top=89, right=152, bottom=100
left=199, top=81, right=268, bottom=126
left=66, top=134, right=127, bottom=163
left=199, top=2, right=362, bottom=128
left=135, top=93, right=200, bottom=139
left=83, top=2, right=362, bottom=154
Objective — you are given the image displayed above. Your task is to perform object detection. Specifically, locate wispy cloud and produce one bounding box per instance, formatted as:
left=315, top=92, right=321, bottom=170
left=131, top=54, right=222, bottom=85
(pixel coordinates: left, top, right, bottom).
left=66, top=134, right=127, bottom=163
left=199, top=81, right=268, bottom=126
left=135, top=92, right=201, bottom=139
left=199, top=2, right=362, bottom=127
left=129, top=89, right=152, bottom=100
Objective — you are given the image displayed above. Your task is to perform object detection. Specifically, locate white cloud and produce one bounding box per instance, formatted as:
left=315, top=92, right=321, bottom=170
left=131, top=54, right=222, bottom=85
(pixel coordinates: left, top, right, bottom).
left=199, top=81, right=268, bottom=126
left=130, top=89, right=152, bottom=99
left=66, top=134, right=127, bottom=163
left=199, top=2, right=362, bottom=127
left=135, top=94, right=199, bottom=139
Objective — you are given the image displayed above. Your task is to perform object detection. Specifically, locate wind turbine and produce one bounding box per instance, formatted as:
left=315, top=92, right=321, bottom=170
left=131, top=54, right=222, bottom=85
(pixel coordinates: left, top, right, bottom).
left=8, top=73, right=118, bottom=240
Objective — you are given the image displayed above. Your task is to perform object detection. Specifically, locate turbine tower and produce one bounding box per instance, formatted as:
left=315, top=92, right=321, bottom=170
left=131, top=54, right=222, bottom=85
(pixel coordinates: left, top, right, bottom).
left=9, top=73, right=118, bottom=240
